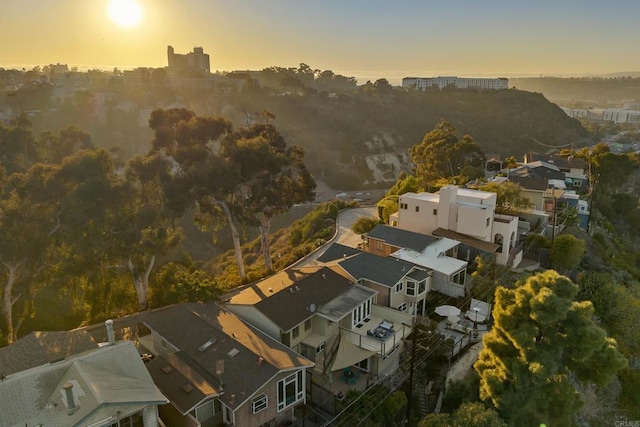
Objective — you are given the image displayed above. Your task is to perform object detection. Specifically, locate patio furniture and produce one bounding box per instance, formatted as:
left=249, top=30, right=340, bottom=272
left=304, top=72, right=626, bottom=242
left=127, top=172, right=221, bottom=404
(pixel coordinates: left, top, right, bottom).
left=340, top=368, right=359, bottom=384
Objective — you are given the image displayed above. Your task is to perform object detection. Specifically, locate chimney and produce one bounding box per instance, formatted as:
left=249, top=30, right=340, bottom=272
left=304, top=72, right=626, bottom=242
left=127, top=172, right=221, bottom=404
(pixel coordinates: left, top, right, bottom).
left=63, top=382, right=77, bottom=414
left=105, top=319, right=115, bottom=345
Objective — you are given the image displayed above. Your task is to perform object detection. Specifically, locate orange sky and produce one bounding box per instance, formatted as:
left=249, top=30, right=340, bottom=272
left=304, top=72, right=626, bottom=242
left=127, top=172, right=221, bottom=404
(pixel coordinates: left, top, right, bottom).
left=2, top=0, right=639, bottom=84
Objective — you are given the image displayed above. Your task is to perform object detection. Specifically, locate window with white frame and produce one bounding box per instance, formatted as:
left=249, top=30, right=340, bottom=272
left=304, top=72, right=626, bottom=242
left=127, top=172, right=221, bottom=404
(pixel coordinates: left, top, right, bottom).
left=415, top=206, right=420, bottom=212
left=418, top=280, right=427, bottom=294
left=222, top=404, right=234, bottom=425
left=451, top=269, right=466, bottom=285
left=395, top=282, right=403, bottom=293
left=397, top=302, right=407, bottom=312
left=252, top=394, right=268, bottom=414
left=277, top=370, right=304, bottom=411
left=375, top=240, right=384, bottom=250
left=406, top=281, right=416, bottom=296
left=304, top=318, right=312, bottom=331
left=292, top=326, right=299, bottom=340
left=352, top=299, right=372, bottom=326
left=316, top=342, right=325, bottom=353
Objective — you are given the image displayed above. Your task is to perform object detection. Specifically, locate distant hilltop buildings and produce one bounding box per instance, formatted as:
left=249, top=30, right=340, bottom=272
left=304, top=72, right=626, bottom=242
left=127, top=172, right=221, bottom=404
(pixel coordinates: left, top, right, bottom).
left=167, top=45, right=210, bottom=75
left=402, top=76, right=509, bottom=90
left=560, top=105, right=640, bottom=124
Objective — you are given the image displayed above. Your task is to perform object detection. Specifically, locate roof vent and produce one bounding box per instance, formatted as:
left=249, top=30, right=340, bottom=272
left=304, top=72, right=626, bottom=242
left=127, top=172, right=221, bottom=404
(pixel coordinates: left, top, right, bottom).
left=63, top=382, right=78, bottom=415
left=257, top=356, right=264, bottom=365
left=183, top=384, right=193, bottom=393
left=268, top=287, right=274, bottom=293
left=295, top=285, right=300, bottom=291
left=162, top=365, right=172, bottom=374
left=228, top=348, right=240, bottom=358
left=199, top=338, right=217, bottom=353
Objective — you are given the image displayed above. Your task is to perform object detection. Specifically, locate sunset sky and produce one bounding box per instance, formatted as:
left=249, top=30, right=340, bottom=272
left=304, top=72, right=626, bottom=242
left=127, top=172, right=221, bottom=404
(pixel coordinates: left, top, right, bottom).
left=2, top=0, right=639, bottom=84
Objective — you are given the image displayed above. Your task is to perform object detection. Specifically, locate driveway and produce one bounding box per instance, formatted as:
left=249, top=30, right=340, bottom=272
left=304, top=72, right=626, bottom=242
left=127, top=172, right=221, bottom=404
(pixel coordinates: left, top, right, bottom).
left=296, top=207, right=378, bottom=266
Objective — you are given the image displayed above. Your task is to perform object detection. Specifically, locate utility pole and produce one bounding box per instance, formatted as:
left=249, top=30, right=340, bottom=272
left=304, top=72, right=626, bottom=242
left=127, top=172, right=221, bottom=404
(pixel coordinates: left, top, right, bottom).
left=405, top=319, right=417, bottom=425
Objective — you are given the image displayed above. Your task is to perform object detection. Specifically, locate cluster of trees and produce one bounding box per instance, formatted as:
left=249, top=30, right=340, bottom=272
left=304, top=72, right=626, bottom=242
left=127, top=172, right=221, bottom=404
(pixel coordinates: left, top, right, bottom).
left=256, top=63, right=358, bottom=93
left=0, top=109, right=315, bottom=345
left=372, top=121, right=637, bottom=425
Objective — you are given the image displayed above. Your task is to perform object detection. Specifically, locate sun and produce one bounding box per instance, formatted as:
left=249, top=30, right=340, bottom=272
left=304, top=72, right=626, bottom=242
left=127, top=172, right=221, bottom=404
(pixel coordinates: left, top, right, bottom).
left=108, top=0, right=144, bottom=28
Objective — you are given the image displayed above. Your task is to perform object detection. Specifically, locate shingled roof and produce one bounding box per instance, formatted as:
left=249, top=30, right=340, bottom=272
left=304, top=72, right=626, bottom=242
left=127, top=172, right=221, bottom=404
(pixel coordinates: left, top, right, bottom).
left=0, top=330, right=97, bottom=376
left=366, top=224, right=439, bottom=252
left=337, top=251, right=420, bottom=287
left=143, top=304, right=313, bottom=412
left=228, top=266, right=356, bottom=332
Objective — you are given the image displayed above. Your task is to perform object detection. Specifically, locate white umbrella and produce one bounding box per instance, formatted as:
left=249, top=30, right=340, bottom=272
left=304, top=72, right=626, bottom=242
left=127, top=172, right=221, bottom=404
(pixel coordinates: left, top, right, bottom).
left=435, top=305, right=461, bottom=317
left=447, top=315, right=460, bottom=325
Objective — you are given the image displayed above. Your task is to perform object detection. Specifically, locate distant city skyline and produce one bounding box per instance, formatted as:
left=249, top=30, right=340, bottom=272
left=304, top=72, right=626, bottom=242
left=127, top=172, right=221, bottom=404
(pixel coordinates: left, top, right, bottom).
left=2, top=0, right=640, bottom=85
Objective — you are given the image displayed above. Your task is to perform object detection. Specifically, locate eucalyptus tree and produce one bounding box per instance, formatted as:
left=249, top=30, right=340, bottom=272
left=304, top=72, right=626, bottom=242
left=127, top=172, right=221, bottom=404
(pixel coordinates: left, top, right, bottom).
left=146, top=109, right=247, bottom=278
left=0, top=162, right=64, bottom=343
left=224, top=124, right=315, bottom=271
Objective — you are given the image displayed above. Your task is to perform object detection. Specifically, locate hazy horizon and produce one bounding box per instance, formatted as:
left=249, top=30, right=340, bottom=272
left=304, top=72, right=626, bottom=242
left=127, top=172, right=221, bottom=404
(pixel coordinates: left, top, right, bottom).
left=2, top=0, right=640, bottom=86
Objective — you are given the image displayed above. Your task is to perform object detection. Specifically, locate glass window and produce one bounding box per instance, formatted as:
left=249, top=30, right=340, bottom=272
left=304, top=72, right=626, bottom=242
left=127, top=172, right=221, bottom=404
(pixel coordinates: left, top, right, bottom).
left=415, top=206, right=420, bottom=212
left=292, top=326, right=299, bottom=340
left=277, top=370, right=304, bottom=411
left=304, top=319, right=312, bottom=331
left=397, top=302, right=407, bottom=312
left=395, top=282, right=403, bottom=293
left=252, top=394, right=268, bottom=414
left=418, top=280, right=427, bottom=294
left=406, top=281, right=416, bottom=296
left=352, top=299, right=372, bottom=326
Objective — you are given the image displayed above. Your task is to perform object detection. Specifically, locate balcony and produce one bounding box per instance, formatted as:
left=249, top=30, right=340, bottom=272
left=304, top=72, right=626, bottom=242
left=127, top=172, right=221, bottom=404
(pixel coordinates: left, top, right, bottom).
left=341, top=306, right=413, bottom=355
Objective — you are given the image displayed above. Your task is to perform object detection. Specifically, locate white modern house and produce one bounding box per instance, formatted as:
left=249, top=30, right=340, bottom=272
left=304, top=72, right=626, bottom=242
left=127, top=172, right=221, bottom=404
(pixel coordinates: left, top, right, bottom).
left=389, top=186, right=522, bottom=267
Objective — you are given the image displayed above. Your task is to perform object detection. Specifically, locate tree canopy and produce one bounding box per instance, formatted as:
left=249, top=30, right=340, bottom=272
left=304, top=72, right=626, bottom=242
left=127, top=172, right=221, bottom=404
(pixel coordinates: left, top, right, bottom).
left=409, top=120, right=485, bottom=189
left=474, top=270, right=627, bottom=426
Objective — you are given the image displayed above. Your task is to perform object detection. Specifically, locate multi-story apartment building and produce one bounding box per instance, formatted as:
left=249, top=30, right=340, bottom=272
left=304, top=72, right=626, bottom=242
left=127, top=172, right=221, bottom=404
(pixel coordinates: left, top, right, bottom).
left=402, top=76, right=508, bottom=90
left=167, top=45, right=210, bottom=74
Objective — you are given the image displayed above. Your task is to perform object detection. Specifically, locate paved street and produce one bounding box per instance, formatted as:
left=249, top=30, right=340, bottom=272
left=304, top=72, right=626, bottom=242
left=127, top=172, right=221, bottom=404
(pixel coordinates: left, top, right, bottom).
left=296, top=207, right=377, bottom=266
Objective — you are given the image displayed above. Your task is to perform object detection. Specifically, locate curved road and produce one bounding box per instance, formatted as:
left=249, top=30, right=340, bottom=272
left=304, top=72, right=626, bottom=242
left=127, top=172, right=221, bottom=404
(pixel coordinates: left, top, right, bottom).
left=296, top=207, right=378, bottom=266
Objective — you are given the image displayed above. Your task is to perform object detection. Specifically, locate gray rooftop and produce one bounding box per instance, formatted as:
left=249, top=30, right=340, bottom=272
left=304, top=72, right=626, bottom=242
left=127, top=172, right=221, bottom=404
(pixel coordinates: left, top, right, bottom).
left=0, top=330, right=98, bottom=376
left=337, top=251, right=419, bottom=287
left=317, top=285, right=377, bottom=322
left=366, top=224, right=439, bottom=252
left=142, top=304, right=313, bottom=411
left=0, top=341, right=166, bottom=427
left=316, top=242, right=362, bottom=263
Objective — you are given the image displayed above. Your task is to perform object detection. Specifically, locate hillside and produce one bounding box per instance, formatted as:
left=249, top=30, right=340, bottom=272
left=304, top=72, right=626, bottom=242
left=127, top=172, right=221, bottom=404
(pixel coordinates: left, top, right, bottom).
left=226, top=87, right=590, bottom=189
left=511, top=77, right=640, bottom=106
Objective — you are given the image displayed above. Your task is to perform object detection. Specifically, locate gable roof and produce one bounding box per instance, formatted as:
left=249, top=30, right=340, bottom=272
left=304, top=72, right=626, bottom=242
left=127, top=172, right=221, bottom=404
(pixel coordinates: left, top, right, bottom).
left=0, top=330, right=98, bottom=376
left=228, top=266, right=356, bottom=332
left=508, top=176, right=549, bottom=191
left=337, top=251, right=419, bottom=287
left=316, top=242, right=362, bottom=263
left=143, top=304, right=313, bottom=411
left=366, top=224, right=439, bottom=252
left=525, top=152, right=586, bottom=171
left=0, top=341, right=166, bottom=427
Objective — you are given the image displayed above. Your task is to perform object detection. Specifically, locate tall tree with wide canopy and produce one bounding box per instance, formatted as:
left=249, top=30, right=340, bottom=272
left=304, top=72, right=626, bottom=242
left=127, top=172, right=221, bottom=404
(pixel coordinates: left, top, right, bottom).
left=409, top=120, right=485, bottom=189
left=119, top=154, right=183, bottom=311
left=474, top=270, right=627, bottom=426
left=0, top=162, right=64, bottom=343
left=224, top=124, right=316, bottom=271
left=146, top=109, right=249, bottom=278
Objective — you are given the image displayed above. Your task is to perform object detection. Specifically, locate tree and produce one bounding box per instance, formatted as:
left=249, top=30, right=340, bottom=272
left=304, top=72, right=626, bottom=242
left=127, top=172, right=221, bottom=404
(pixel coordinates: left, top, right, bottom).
left=478, top=181, right=533, bottom=215
left=550, top=234, right=585, bottom=273
left=150, top=261, right=223, bottom=306
left=474, top=270, right=628, bottom=426
left=224, top=124, right=316, bottom=271
left=409, top=120, right=485, bottom=189
left=351, top=216, right=379, bottom=235
left=146, top=109, right=248, bottom=278
left=0, top=162, right=63, bottom=343
left=420, top=402, right=506, bottom=427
